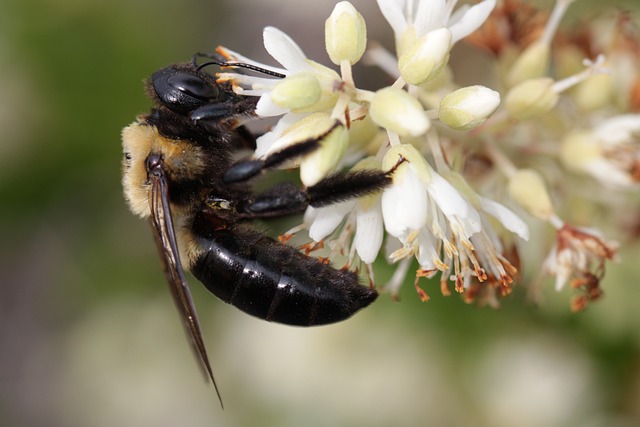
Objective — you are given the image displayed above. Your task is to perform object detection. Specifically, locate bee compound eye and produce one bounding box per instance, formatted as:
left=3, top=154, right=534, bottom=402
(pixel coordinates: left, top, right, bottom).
left=167, top=72, right=219, bottom=101
left=152, top=66, right=220, bottom=114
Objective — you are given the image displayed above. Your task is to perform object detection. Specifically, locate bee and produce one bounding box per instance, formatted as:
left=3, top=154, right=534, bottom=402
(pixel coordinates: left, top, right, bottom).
left=121, top=55, right=394, bottom=405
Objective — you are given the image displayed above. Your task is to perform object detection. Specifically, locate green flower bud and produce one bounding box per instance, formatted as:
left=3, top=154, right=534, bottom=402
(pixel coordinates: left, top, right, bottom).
left=300, top=121, right=349, bottom=186
left=508, top=169, right=555, bottom=220
left=398, top=28, right=452, bottom=86
left=382, top=143, right=431, bottom=184
left=369, top=87, right=430, bottom=137
left=325, top=1, right=367, bottom=65
left=573, top=73, right=613, bottom=112
left=438, top=85, right=500, bottom=130
left=270, top=72, right=321, bottom=110
left=506, top=41, right=550, bottom=87
left=505, top=78, right=559, bottom=120
left=559, top=130, right=600, bottom=173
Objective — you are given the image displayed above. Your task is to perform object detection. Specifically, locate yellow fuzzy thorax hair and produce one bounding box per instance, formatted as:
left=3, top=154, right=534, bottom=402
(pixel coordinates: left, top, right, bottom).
left=121, top=121, right=206, bottom=218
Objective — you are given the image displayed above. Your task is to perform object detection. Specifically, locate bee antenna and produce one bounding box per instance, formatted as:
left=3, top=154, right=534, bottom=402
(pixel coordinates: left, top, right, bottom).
left=197, top=61, right=286, bottom=79
left=192, top=52, right=285, bottom=78
left=221, top=62, right=286, bottom=78
left=195, top=60, right=226, bottom=71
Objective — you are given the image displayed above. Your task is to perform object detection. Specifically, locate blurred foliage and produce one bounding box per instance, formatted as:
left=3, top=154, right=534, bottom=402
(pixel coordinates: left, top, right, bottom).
left=1, top=0, right=639, bottom=426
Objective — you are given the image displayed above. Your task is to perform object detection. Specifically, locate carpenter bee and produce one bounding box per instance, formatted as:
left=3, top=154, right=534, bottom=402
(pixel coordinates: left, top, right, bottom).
left=121, top=55, right=393, bottom=405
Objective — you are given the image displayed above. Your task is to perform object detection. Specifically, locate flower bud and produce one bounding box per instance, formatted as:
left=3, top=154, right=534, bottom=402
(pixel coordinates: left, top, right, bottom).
left=352, top=156, right=383, bottom=210
left=325, top=1, right=367, bottom=65
left=300, top=120, right=349, bottom=186
left=505, top=78, right=558, bottom=120
left=506, top=41, right=550, bottom=87
left=369, top=87, right=430, bottom=137
left=348, top=115, right=380, bottom=152
left=265, top=112, right=337, bottom=158
left=508, top=169, right=555, bottom=220
left=382, top=144, right=431, bottom=183
left=573, top=73, right=613, bottom=111
left=438, top=85, right=500, bottom=130
left=398, top=28, right=452, bottom=86
left=269, top=72, right=321, bottom=110
left=559, top=130, right=599, bottom=174
left=282, top=112, right=335, bottom=141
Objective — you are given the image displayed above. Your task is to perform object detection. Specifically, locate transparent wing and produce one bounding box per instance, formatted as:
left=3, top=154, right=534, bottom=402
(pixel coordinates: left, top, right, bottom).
left=148, top=168, right=223, bottom=408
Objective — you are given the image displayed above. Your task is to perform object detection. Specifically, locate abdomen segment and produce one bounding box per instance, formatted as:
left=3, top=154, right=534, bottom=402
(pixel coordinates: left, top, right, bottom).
left=190, top=227, right=377, bottom=326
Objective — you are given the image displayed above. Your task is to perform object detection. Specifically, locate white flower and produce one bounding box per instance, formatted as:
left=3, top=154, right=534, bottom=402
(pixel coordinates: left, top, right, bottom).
left=251, top=112, right=347, bottom=186
left=560, top=114, right=640, bottom=188
left=542, top=223, right=618, bottom=311
left=381, top=145, right=482, bottom=263
left=217, top=26, right=341, bottom=117
left=380, top=145, right=529, bottom=297
left=306, top=157, right=386, bottom=265
left=374, top=0, right=495, bottom=85
left=376, top=0, right=496, bottom=49
left=308, top=200, right=356, bottom=242
left=217, top=26, right=350, bottom=186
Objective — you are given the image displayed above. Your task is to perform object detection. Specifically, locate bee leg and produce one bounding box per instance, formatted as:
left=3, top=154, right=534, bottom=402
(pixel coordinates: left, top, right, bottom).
left=305, top=168, right=392, bottom=208
left=190, top=96, right=259, bottom=125
left=223, top=137, right=323, bottom=184
left=238, top=169, right=393, bottom=218
left=223, top=121, right=347, bottom=184
left=239, top=183, right=310, bottom=218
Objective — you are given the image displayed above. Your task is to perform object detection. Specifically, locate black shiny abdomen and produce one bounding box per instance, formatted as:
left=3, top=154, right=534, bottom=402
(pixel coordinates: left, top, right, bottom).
left=190, top=227, right=377, bottom=326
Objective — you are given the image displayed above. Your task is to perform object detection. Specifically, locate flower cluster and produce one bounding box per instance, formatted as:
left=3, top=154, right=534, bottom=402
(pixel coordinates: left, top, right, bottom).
left=215, top=0, right=638, bottom=311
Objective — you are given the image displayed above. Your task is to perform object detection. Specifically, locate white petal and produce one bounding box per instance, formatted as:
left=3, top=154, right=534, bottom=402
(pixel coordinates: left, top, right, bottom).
left=427, top=172, right=481, bottom=235
left=354, top=200, right=384, bottom=264
left=376, top=0, right=408, bottom=36
left=255, top=93, right=290, bottom=117
left=381, top=183, right=407, bottom=238
left=416, top=228, right=439, bottom=270
left=308, top=200, right=355, bottom=242
left=414, top=0, right=447, bottom=35
left=448, top=0, right=496, bottom=44
left=303, top=205, right=318, bottom=225
left=216, top=73, right=279, bottom=91
left=447, top=4, right=469, bottom=26
left=585, top=158, right=635, bottom=188
left=254, top=132, right=277, bottom=159
left=554, top=248, right=574, bottom=291
left=593, top=114, right=640, bottom=147
left=381, top=166, right=428, bottom=237
left=479, top=197, right=530, bottom=241
left=254, top=112, right=305, bottom=158
left=263, top=26, right=310, bottom=72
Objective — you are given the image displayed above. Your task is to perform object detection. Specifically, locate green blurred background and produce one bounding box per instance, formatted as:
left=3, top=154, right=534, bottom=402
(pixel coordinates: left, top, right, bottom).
left=1, top=0, right=639, bottom=426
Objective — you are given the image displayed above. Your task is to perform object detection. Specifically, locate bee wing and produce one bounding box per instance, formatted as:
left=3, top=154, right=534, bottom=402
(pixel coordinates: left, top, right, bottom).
left=147, top=169, right=223, bottom=408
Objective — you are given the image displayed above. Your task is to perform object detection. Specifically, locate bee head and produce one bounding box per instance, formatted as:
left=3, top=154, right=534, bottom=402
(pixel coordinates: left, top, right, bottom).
left=150, top=64, right=223, bottom=115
